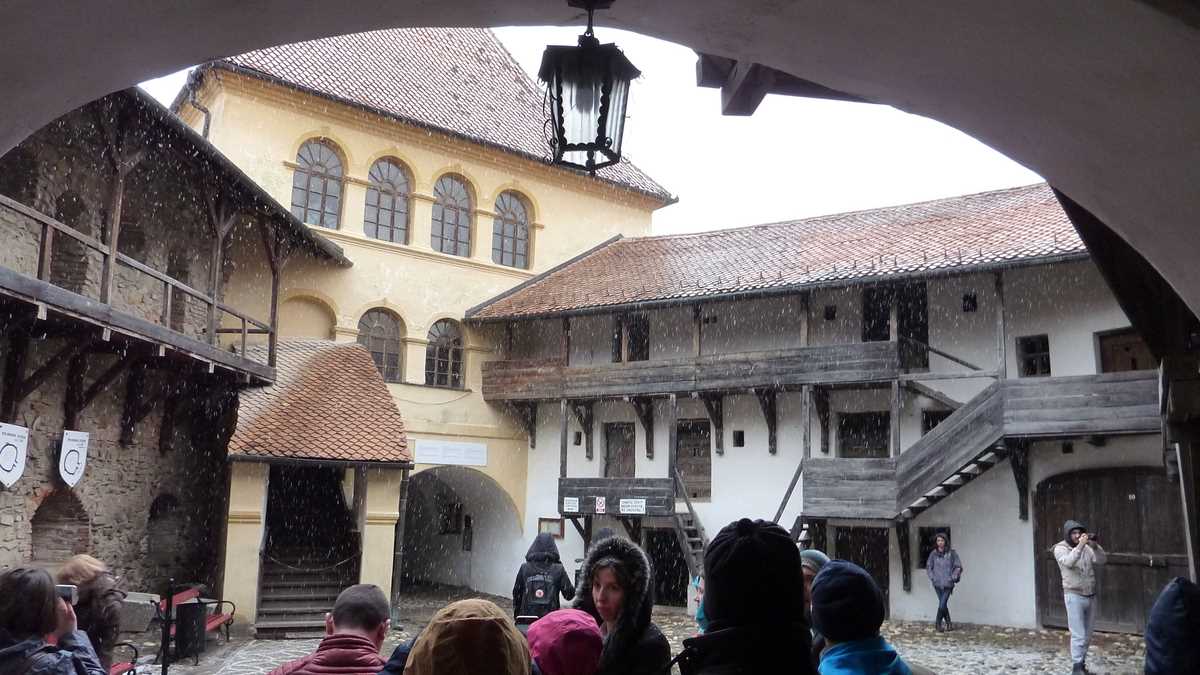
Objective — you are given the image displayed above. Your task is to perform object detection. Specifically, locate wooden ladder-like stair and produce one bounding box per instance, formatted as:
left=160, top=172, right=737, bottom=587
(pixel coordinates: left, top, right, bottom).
left=672, top=470, right=709, bottom=578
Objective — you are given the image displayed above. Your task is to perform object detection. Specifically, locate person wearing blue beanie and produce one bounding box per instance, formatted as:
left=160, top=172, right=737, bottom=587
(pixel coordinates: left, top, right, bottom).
left=810, top=560, right=912, bottom=675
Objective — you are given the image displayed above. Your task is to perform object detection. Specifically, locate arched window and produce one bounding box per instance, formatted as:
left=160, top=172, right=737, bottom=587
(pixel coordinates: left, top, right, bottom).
left=291, top=139, right=344, bottom=229
left=425, top=320, right=464, bottom=388
left=364, top=158, right=410, bottom=243
left=358, top=309, right=403, bottom=383
left=431, top=175, right=472, bottom=257
left=491, top=191, right=531, bottom=269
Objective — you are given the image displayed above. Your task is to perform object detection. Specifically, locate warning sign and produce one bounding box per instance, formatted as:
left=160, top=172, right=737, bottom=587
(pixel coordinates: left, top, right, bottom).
left=594, top=496, right=607, bottom=514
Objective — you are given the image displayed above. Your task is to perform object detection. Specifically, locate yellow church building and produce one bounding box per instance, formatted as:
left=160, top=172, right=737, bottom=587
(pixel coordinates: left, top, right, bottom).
left=172, top=27, right=670, bottom=632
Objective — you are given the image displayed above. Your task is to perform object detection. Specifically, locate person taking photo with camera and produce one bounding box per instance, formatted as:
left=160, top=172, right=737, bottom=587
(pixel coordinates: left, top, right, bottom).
left=0, top=567, right=105, bottom=675
left=1053, top=520, right=1107, bottom=674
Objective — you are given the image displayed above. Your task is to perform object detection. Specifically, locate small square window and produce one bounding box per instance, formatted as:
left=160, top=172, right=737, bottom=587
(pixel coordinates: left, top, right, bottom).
left=824, top=305, right=837, bottom=321
left=732, top=430, right=745, bottom=447
left=1061, top=441, right=1074, bottom=455
left=1017, top=334, right=1052, bottom=377
left=962, top=293, right=978, bottom=313
left=538, top=517, right=565, bottom=539
left=573, top=431, right=582, bottom=446
left=917, top=527, right=952, bottom=568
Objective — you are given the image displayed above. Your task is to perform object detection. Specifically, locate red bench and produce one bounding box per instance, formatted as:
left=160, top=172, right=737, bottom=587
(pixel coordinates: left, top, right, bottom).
left=154, top=585, right=236, bottom=665
left=108, top=641, right=138, bottom=675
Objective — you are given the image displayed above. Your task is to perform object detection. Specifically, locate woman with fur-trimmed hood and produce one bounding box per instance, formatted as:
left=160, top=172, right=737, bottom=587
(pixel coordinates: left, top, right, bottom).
left=574, top=535, right=671, bottom=675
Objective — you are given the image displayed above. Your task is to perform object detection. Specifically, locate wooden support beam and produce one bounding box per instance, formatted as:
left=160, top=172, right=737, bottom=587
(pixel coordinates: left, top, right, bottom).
left=559, top=398, right=569, bottom=478
left=802, top=384, right=813, bottom=460
left=995, top=272, right=1007, bottom=379
left=1, top=329, right=30, bottom=423
left=897, top=519, right=913, bottom=592
left=754, top=387, right=778, bottom=455
left=96, top=109, right=145, bottom=306
left=65, top=349, right=130, bottom=430
left=570, top=400, right=595, bottom=461
left=118, top=360, right=156, bottom=446
left=667, top=395, right=679, bottom=484
left=4, top=337, right=91, bottom=423
left=1007, top=439, right=1031, bottom=520
left=560, top=317, right=571, bottom=365
left=256, top=216, right=282, bottom=368
left=701, top=394, right=723, bottom=455
left=891, top=379, right=902, bottom=458
left=814, top=386, right=831, bottom=454
left=632, top=396, right=655, bottom=460
left=720, top=61, right=775, bottom=116
left=203, top=188, right=238, bottom=347
left=807, top=518, right=828, bottom=553
left=800, top=292, right=810, bottom=347
left=514, top=402, right=537, bottom=449
left=505, top=322, right=515, bottom=360
left=692, top=304, right=702, bottom=357
left=568, top=516, right=586, bottom=541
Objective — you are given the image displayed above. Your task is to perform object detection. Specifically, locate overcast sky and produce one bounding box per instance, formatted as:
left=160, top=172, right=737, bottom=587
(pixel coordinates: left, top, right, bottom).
left=139, top=26, right=1042, bottom=236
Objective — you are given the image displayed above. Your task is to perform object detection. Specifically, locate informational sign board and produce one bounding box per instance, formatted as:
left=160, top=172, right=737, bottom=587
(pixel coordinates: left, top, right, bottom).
left=0, top=422, right=29, bottom=488
left=619, top=498, right=647, bottom=515
left=414, top=439, right=487, bottom=467
left=595, top=496, right=607, bottom=514
left=59, top=430, right=89, bottom=487
left=562, top=497, right=580, bottom=513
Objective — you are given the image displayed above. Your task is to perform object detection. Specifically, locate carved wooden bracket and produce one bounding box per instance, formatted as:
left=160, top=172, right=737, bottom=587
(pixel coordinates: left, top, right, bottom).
left=513, top=402, right=537, bottom=449
left=631, top=396, right=655, bottom=459
left=1007, top=439, right=1031, bottom=521
left=570, top=400, right=595, bottom=461
left=64, top=346, right=132, bottom=430
left=896, top=519, right=913, bottom=592
left=814, top=387, right=831, bottom=454
left=754, top=387, right=778, bottom=454
left=701, top=394, right=724, bottom=455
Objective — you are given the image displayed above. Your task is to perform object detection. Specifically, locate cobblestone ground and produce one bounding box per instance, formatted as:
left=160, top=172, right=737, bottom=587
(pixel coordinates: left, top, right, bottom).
left=134, top=587, right=1146, bottom=675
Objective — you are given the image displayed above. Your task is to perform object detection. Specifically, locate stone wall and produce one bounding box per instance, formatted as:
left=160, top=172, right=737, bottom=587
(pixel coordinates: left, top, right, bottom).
left=0, top=333, right=237, bottom=592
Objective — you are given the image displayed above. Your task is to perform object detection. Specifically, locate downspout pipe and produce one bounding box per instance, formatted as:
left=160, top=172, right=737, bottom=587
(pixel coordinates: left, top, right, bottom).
left=187, top=78, right=211, bottom=139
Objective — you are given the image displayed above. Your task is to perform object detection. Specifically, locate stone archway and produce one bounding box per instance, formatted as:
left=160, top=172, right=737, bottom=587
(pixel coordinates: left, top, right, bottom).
left=31, top=489, right=90, bottom=562
left=402, top=465, right=524, bottom=597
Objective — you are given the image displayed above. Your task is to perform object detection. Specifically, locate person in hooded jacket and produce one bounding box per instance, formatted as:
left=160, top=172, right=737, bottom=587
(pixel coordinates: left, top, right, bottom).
left=811, top=560, right=913, bottom=675
left=527, top=609, right=603, bottom=675
left=1144, top=576, right=1200, bottom=675
left=268, top=584, right=390, bottom=675
left=57, top=554, right=126, bottom=670
left=574, top=535, right=671, bottom=675
left=514, top=533, right=575, bottom=620
left=924, top=532, right=962, bottom=632
left=1053, top=519, right=1106, bottom=674
left=0, top=566, right=105, bottom=675
left=673, top=519, right=816, bottom=675
left=405, top=598, right=531, bottom=675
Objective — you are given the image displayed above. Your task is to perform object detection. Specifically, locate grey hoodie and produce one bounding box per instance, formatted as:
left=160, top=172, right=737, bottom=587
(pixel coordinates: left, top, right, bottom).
left=1053, top=519, right=1106, bottom=596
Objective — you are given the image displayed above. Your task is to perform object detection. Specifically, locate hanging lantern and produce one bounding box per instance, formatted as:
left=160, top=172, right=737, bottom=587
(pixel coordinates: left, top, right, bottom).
left=539, top=0, right=640, bottom=174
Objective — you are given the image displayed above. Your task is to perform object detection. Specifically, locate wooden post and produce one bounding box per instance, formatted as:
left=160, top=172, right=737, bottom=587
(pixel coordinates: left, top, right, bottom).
left=204, top=190, right=238, bottom=347
left=632, top=397, right=655, bottom=459
left=620, top=315, right=630, bottom=363
left=37, top=223, right=53, bottom=281
left=995, top=272, right=1007, bottom=379
left=99, top=171, right=126, bottom=304
left=800, top=292, right=810, bottom=347
left=888, top=288, right=900, bottom=343
left=257, top=217, right=282, bottom=367
left=505, top=322, right=515, bottom=360
left=692, top=305, right=702, bottom=357
left=667, top=394, right=678, bottom=482
left=560, top=317, right=571, bottom=365
left=891, top=379, right=902, bottom=458
left=559, top=399, right=569, bottom=478
left=802, top=384, right=813, bottom=458
left=814, top=387, right=831, bottom=454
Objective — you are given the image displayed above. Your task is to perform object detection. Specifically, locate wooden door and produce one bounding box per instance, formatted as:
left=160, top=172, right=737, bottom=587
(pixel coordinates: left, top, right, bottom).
left=1034, top=468, right=1187, bottom=633
left=1098, top=329, right=1157, bottom=373
left=604, top=423, right=636, bottom=478
left=834, top=526, right=890, bottom=612
left=675, top=420, right=711, bottom=500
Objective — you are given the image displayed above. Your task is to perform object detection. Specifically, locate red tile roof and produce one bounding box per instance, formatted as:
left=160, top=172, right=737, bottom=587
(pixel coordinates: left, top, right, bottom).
left=468, top=183, right=1084, bottom=321
left=230, top=340, right=411, bottom=464
left=209, top=28, right=670, bottom=203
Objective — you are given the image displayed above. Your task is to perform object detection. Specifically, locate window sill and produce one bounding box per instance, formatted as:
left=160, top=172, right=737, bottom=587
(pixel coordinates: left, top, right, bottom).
left=400, top=382, right=472, bottom=393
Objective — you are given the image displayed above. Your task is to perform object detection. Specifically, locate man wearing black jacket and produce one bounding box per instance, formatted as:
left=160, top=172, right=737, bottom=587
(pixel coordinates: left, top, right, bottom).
left=513, top=533, right=575, bottom=619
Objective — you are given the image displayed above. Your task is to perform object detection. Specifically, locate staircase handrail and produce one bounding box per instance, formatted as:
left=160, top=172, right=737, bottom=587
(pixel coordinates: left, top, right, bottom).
left=899, top=336, right=986, bottom=372
left=674, top=468, right=708, bottom=546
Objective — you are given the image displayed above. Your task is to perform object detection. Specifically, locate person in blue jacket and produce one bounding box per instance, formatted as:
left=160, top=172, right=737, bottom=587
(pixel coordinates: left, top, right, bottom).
left=810, top=560, right=913, bottom=675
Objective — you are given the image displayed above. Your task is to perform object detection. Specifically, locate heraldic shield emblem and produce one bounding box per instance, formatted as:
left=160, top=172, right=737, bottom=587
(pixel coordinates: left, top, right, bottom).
left=0, top=422, right=29, bottom=488
left=59, top=430, right=89, bottom=487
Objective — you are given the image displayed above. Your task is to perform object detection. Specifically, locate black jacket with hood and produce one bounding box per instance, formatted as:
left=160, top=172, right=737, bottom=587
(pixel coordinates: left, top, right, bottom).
left=1145, top=576, right=1200, bottom=675
left=574, top=535, right=671, bottom=675
left=0, top=629, right=105, bottom=675
left=513, top=532, right=575, bottom=618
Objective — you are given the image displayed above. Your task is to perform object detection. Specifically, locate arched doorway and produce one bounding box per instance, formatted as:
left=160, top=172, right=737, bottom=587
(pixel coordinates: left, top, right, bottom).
left=402, top=465, right=523, bottom=597
left=31, top=489, right=90, bottom=562
left=1034, top=467, right=1187, bottom=634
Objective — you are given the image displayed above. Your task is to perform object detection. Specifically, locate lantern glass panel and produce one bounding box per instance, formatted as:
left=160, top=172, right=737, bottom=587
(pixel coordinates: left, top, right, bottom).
left=604, top=74, right=630, bottom=159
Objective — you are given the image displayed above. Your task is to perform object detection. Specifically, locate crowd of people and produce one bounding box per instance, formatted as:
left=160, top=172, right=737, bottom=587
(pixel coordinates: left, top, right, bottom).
left=0, top=518, right=1197, bottom=674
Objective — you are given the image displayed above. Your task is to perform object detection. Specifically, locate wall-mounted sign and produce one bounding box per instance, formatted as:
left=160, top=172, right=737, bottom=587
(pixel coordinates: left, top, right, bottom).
left=619, top=498, right=647, bottom=515
left=0, top=423, right=29, bottom=488
left=59, top=431, right=89, bottom=487
left=595, top=496, right=607, bottom=514
left=562, top=497, right=579, bottom=513
left=414, top=439, right=487, bottom=467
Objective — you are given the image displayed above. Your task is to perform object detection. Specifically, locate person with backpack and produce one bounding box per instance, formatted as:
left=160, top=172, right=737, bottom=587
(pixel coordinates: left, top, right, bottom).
left=514, top=533, right=575, bottom=621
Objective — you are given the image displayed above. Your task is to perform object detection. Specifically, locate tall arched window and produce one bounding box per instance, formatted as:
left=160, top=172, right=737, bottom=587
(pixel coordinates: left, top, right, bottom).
left=425, top=320, right=464, bottom=388
left=291, top=139, right=344, bottom=229
left=492, top=191, right=531, bottom=269
left=431, top=175, right=472, bottom=257
left=358, top=309, right=403, bottom=383
left=364, top=158, right=410, bottom=243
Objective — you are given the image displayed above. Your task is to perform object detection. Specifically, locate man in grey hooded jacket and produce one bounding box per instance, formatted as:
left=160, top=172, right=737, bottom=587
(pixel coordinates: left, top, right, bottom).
left=1053, top=519, right=1106, bottom=674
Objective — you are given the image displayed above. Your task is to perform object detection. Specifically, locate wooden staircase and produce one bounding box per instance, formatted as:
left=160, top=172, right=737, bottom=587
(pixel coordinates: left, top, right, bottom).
left=255, top=547, right=360, bottom=639
left=672, top=470, right=708, bottom=577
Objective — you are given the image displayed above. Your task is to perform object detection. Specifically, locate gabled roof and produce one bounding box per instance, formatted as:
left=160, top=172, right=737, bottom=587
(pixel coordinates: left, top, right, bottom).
left=185, top=28, right=672, bottom=204
left=467, top=183, right=1085, bottom=321
left=230, top=340, right=411, bottom=465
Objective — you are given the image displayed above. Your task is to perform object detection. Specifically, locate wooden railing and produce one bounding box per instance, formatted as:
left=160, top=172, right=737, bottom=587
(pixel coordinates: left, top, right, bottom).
left=801, top=457, right=898, bottom=520
left=483, top=341, right=900, bottom=401
left=557, top=477, right=675, bottom=517
left=0, top=193, right=275, bottom=368
left=1003, top=370, right=1159, bottom=437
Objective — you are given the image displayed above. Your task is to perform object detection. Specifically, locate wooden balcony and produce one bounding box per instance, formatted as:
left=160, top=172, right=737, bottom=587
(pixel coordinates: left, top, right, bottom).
left=801, top=457, right=897, bottom=520
left=483, top=341, right=900, bottom=401
left=0, top=194, right=276, bottom=382
left=558, top=477, right=676, bottom=517
left=1003, top=370, right=1160, bottom=437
